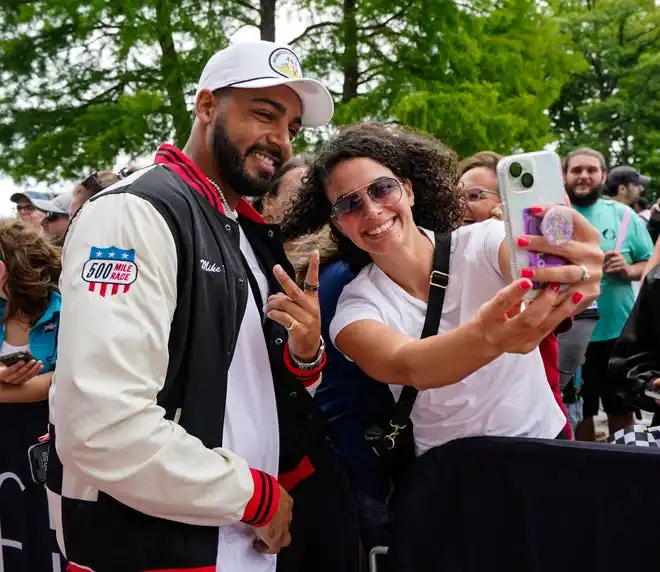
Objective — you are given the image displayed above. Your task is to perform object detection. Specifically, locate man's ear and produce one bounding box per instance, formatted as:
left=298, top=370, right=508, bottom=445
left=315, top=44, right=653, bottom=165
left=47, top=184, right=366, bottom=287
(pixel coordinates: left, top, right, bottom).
left=194, top=89, right=219, bottom=125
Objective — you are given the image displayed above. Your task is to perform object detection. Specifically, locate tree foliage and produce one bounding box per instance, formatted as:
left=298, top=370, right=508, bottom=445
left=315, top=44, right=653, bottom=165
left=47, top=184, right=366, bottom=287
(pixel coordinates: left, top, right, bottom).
left=0, top=0, right=657, bottom=185
left=549, top=0, right=660, bottom=181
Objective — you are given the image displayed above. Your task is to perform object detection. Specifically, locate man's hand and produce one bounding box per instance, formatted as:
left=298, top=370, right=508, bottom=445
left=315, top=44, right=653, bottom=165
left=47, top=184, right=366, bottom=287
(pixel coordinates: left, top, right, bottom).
left=252, top=485, right=293, bottom=554
left=266, top=250, right=322, bottom=361
left=603, top=251, right=629, bottom=278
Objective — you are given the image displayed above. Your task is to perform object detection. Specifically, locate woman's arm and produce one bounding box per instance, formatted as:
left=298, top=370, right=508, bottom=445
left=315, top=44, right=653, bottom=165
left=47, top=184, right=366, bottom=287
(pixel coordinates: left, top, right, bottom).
left=335, top=277, right=582, bottom=391
left=0, top=372, right=52, bottom=403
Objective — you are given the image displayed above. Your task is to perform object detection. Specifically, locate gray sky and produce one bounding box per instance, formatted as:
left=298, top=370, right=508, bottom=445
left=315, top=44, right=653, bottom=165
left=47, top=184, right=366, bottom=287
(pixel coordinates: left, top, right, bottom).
left=0, top=14, right=305, bottom=216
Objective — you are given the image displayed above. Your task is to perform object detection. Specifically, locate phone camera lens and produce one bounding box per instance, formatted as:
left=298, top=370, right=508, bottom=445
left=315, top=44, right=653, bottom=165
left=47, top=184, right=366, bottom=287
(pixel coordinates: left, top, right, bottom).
left=509, top=162, right=522, bottom=177
left=521, top=173, right=534, bottom=188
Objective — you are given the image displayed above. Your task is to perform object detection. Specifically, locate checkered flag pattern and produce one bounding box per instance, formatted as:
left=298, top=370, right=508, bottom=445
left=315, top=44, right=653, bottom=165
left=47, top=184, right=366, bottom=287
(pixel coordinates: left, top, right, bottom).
left=610, top=424, right=660, bottom=447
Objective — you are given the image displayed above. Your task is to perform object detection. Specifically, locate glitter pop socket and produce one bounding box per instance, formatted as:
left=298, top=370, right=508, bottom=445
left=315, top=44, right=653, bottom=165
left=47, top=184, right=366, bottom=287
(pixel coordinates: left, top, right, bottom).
left=539, top=205, right=574, bottom=246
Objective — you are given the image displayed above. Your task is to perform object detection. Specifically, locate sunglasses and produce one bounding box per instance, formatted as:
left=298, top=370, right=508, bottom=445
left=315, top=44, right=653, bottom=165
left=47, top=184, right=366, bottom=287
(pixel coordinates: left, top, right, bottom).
left=45, top=212, right=68, bottom=222
left=16, top=204, right=36, bottom=214
left=331, top=177, right=403, bottom=220
left=463, top=186, right=500, bottom=203
left=81, top=172, right=103, bottom=193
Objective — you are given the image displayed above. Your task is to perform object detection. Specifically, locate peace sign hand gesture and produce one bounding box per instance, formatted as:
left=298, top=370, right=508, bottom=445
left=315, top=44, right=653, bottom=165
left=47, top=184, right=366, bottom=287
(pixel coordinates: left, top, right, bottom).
left=266, top=250, right=322, bottom=361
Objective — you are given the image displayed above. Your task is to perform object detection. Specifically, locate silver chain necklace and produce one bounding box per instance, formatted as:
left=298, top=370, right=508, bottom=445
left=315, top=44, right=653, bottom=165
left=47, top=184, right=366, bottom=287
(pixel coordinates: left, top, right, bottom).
left=207, top=178, right=237, bottom=219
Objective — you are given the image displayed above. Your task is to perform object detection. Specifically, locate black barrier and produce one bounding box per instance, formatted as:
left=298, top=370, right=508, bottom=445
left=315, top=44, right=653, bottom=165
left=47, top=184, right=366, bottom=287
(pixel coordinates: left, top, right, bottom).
left=389, top=436, right=660, bottom=572
left=0, top=401, right=65, bottom=571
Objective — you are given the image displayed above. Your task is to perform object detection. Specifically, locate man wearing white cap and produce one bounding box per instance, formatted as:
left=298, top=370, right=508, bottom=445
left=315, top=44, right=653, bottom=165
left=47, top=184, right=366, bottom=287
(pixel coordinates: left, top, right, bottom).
left=47, top=41, right=358, bottom=572
left=32, top=192, right=73, bottom=245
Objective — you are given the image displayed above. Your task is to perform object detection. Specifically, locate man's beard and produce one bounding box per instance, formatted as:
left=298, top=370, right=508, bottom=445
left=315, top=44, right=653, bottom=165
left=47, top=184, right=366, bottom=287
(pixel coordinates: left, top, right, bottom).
left=211, top=118, right=282, bottom=198
left=565, top=181, right=602, bottom=207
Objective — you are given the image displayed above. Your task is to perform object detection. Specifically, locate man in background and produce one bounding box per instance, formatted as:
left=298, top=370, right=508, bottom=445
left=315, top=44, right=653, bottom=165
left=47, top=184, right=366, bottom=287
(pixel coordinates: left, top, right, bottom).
left=603, top=165, right=650, bottom=208
left=10, top=190, right=56, bottom=230
left=563, top=147, right=654, bottom=440
left=32, top=192, right=73, bottom=246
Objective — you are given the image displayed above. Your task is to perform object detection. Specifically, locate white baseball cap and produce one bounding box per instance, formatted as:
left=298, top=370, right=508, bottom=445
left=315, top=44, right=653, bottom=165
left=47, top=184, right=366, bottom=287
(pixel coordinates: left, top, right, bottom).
left=196, top=40, right=334, bottom=128
left=31, top=192, right=73, bottom=216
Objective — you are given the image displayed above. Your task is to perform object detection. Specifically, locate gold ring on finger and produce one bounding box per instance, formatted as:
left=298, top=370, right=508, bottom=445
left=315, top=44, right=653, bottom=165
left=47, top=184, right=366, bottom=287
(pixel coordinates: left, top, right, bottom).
left=286, top=319, right=298, bottom=331
left=579, top=264, right=590, bottom=282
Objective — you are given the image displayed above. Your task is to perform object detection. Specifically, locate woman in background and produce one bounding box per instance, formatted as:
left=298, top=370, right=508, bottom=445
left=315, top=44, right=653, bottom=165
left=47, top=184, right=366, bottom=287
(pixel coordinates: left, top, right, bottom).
left=0, top=218, right=62, bottom=571
left=254, top=154, right=314, bottom=224
left=457, top=151, right=576, bottom=438
left=70, top=170, right=124, bottom=216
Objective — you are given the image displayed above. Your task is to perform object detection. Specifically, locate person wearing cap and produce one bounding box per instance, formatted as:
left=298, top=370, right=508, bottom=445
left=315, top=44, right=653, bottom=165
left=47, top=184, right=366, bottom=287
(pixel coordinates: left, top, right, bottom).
left=46, top=40, right=358, bottom=572
left=10, top=190, right=55, bottom=230
left=562, top=148, right=654, bottom=442
left=604, top=165, right=651, bottom=208
left=32, top=192, right=73, bottom=245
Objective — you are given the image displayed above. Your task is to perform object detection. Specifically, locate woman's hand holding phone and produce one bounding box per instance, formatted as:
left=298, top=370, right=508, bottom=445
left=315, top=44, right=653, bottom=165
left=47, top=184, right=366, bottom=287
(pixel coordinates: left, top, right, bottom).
left=0, top=358, right=43, bottom=385
left=514, top=205, right=603, bottom=313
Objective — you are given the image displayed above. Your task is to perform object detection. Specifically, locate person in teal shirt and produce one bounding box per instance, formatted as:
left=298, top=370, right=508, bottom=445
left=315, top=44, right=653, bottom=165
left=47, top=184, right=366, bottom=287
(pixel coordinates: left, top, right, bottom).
left=563, top=148, right=653, bottom=441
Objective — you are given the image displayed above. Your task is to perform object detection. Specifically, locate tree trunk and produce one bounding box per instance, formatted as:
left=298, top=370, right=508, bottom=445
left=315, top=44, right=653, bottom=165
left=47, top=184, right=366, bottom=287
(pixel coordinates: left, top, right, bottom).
left=260, top=0, right=277, bottom=41
left=342, top=0, right=359, bottom=103
left=155, top=0, right=192, bottom=148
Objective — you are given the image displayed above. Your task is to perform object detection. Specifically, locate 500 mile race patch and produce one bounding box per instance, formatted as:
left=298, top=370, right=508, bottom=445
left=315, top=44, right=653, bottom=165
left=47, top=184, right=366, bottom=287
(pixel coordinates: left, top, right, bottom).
left=82, top=246, right=138, bottom=297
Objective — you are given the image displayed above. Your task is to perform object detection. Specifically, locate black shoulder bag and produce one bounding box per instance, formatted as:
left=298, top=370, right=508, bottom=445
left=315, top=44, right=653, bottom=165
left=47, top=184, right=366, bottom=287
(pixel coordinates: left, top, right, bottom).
left=364, top=232, right=451, bottom=489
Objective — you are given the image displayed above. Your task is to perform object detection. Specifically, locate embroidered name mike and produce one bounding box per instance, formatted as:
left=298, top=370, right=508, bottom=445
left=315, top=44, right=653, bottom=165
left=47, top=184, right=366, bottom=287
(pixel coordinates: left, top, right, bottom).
left=201, top=259, right=224, bottom=273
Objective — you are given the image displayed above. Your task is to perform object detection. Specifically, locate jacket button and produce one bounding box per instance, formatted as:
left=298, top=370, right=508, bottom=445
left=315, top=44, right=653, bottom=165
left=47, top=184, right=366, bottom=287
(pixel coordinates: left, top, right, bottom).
left=238, top=277, right=245, bottom=286
left=267, top=230, right=274, bottom=238
left=275, top=337, right=283, bottom=345
left=225, top=224, right=232, bottom=231
left=289, top=391, right=298, bottom=398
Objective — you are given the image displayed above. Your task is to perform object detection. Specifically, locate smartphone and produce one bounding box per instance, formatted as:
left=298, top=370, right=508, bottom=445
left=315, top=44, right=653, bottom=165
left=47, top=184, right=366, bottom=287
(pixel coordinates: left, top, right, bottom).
left=498, top=150, right=567, bottom=296
left=0, top=350, right=35, bottom=367
left=27, top=440, right=49, bottom=484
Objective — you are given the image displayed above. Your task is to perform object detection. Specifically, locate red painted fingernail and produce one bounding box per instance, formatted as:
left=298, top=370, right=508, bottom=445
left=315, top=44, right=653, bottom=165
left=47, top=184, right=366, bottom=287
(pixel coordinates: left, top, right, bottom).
left=571, top=292, right=584, bottom=304
left=521, top=268, right=535, bottom=279
left=530, top=206, right=544, bottom=215
left=517, top=237, right=531, bottom=247
left=520, top=279, right=533, bottom=291
left=550, top=283, right=561, bottom=293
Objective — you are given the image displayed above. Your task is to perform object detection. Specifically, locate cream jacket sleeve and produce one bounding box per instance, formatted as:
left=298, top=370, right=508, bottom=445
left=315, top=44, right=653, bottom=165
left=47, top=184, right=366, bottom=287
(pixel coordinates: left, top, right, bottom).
left=54, top=191, right=279, bottom=527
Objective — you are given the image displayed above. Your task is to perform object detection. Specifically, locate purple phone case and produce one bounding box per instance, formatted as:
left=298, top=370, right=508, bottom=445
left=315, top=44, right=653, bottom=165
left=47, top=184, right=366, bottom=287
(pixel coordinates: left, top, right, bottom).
left=523, top=209, right=566, bottom=289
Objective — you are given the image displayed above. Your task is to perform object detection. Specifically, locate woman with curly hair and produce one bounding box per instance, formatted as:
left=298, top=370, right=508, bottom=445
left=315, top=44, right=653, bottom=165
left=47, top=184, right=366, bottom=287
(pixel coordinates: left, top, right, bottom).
left=278, top=123, right=603, bottom=457
left=0, top=218, right=62, bottom=569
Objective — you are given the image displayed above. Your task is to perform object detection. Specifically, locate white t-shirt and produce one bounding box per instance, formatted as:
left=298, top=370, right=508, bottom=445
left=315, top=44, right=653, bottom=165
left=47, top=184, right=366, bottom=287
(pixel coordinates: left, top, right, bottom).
left=216, top=225, right=278, bottom=572
left=329, top=220, right=565, bottom=454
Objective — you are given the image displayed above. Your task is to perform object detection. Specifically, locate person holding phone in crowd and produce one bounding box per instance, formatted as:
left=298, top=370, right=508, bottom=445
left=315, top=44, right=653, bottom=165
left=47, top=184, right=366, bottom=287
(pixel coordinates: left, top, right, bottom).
left=281, top=124, right=603, bottom=458
left=0, top=218, right=62, bottom=571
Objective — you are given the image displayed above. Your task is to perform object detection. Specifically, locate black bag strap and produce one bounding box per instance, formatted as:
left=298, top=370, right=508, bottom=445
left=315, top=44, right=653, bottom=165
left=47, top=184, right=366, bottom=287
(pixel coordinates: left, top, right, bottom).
left=388, top=231, right=451, bottom=429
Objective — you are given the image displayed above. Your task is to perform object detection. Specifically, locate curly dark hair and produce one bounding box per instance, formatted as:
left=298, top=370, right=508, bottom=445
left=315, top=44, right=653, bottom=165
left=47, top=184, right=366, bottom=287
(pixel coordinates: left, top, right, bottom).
left=280, top=123, right=463, bottom=273
left=0, top=219, right=61, bottom=324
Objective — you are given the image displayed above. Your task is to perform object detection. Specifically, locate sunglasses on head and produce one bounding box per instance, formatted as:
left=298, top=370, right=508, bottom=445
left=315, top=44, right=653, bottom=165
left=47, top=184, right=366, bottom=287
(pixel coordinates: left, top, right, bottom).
left=81, top=172, right=103, bottom=193
left=331, top=177, right=403, bottom=220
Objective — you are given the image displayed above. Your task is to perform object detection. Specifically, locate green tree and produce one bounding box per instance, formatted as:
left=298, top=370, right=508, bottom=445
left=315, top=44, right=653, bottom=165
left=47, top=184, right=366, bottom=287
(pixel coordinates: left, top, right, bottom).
left=0, top=0, right=248, bottom=182
left=293, top=0, right=583, bottom=158
left=549, top=0, right=660, bottom=179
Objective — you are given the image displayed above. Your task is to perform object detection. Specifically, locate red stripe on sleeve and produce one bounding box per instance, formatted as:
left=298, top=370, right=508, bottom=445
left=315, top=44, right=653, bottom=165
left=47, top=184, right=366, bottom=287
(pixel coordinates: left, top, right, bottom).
left=241, top=469, right=280, bottom=528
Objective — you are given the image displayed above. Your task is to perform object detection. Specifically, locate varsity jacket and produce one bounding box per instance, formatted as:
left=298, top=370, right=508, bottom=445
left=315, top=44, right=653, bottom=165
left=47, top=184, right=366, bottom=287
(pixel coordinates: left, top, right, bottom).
left=46, top=145, right=358, bottom=572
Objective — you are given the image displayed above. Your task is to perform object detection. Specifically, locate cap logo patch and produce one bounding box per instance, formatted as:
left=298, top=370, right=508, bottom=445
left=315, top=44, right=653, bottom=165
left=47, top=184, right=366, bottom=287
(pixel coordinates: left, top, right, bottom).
left=269, top=48, right=302, bottom=79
